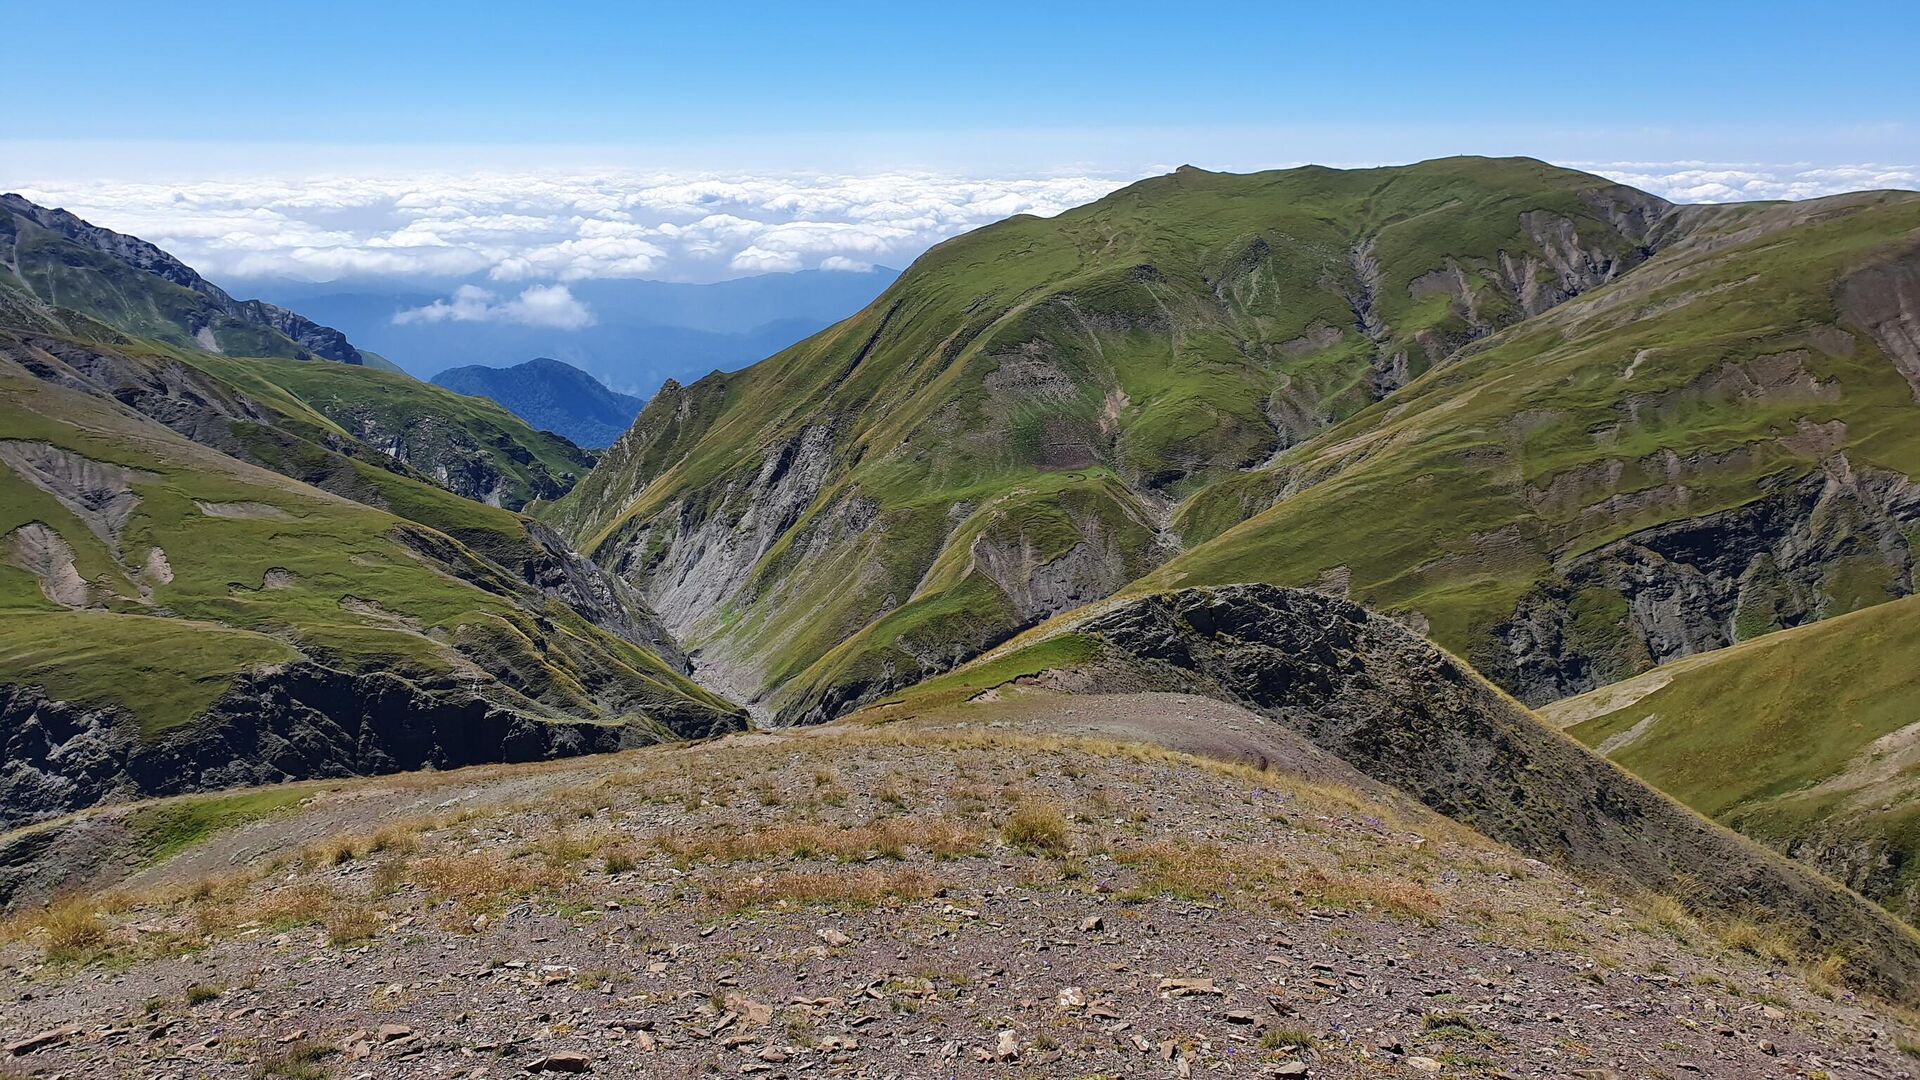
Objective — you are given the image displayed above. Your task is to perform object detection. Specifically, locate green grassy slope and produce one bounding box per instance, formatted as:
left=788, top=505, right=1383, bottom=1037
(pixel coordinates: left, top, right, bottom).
left=1, top=194, right=588, bottom=512
left=1548, top=595, right=1920, bottom=918
left=0, top=193, right=358, bottom=363
left=0, top=352, right=736, bottom=743
left=178, top=348, right=593, bottom=510
left=1141, top=190, right=1920, bottom=699
left=549, top=157, right=1671, bottom=718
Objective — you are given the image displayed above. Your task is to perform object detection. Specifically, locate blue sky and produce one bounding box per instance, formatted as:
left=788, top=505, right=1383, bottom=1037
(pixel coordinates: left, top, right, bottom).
left=15, top=0, right=1918, bottom=167
left=6, top=1, right=1916, bottom=289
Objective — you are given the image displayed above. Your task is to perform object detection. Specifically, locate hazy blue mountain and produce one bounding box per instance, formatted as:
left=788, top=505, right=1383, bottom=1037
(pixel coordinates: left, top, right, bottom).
left=232, top=268, right=898, bottom=395
left=432, top=356, right=646, bottom=449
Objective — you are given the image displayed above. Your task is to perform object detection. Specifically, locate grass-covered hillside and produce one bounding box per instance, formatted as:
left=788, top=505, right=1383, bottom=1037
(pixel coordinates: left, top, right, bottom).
left=1546, top=594, right=1920, bottom=920
left=0, top=201, right=745, bottom=824
left=0, top=345, right=740, bottom=826
left=549, top=157, right=1674, bottom=719
left=1144, top=189, right=1920, bottom=702
left=1, top=193, right=592, bottom=511
left=0, top=194, right=362, bottom=364
left=186, top=348, right=595, bottom=510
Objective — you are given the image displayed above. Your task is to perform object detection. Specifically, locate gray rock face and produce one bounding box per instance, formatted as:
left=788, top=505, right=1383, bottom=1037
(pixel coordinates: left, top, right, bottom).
left=393, top=520, right=692, bottom=675
left=1841, top=247, right=1920, bottom=399
left=1353, top=186, right=1674, bottom=400
left=0, top=658, right=738, bottom=836
left=1487, top=460, right=1920, bottom=704
left=1061, top=584, right=1920, bottom=1002
left=609, top=422, right=842, bottom=649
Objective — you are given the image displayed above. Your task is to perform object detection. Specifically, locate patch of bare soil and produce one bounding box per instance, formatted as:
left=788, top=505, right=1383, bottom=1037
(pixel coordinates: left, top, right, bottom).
left=2, top=694, right=1912, bottom=1078
left=0, top=440, right=154, bottom=551
left=192, top=500, right=294, bottom=521
left=3, top=522, right=91, bottom=607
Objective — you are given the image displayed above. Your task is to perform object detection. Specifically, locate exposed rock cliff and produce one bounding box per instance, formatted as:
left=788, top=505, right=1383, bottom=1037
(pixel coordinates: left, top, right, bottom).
left=0, top=660, right=734, bottom=830
left=1489, top=459, right=1920, bottom=703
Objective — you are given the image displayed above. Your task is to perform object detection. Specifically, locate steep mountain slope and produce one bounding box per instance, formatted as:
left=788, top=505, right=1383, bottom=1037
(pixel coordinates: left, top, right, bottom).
left=0, top=205, right=748, bottom=826
left=1146, top=188, right=1920, bottom=704
left=550, top=157, right=1673, bottom=719
left=0, top=348, right=742, bottom=829
left=1, top=195, right=593, bottom=510
left=1, top=194, right=363, bottom=363
left=211, top=351, right=594, bottom=509
left=1542, top=594, right=1920, bottom=920
left=433, top=357, right=645, bottom=449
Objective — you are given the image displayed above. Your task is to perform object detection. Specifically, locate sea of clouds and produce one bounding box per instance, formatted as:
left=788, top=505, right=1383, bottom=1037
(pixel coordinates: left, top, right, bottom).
left=12, top=162, right=1914, bottom=328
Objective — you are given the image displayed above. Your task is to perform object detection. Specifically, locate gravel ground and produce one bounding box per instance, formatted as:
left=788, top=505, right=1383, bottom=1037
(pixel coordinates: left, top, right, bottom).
left=3, top=691, right=1914, bottom=1078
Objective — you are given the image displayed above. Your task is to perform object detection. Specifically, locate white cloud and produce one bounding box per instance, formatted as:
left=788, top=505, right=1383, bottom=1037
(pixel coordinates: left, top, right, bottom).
left=394, top=283, right=594, bottom=329
left=11, top=162, right=1914, bottom=285
left=1579, top=162, right=1920, bottom=203
left=9, top=170, right=1134, bottom=284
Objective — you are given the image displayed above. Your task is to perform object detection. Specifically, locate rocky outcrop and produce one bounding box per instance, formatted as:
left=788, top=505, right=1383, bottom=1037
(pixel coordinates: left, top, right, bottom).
left=1841, top=247, right=1920, bottom=399
left=1488, top=460, right=1920, bottom=704
left=608, top=423, right=840, bottom=631
left=1053, top=584, right=1920, bottom=1001
left=391, top=520, right=692, bottom=674
left=0, top=659, right=738, bottom=833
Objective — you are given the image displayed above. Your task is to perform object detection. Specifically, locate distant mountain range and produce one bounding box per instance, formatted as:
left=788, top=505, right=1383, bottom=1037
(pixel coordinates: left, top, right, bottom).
left=236, top=269, right=899, bottom=395
left=433, top=357, right=646, bottom=449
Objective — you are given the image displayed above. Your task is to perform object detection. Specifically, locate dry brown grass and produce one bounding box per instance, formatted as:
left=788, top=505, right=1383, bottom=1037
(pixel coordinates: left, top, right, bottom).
left=1109, top=839, right=1444, bottom=922
left=411, top=852, right=563, bottom=908
left=252, top=883, right=345, bottom=929
left=15, top=897, right=112, bottom=963
left=836, top=725, right=1485, bottom=847
left=657, top=816, right=984, bottom=864
left=301, top=820, right=430, bottom=868
left=708, top=866, right=942, bottom=910
left=534, top=827, right=620, bottom=868
left=1115, top=840, right=1264, bottom=902
left=1807, top=953, right=1855, bottom=999
left=1302, top=869, right=1444, bottom=923
left=1641, top=893, right=1701, bottom=941
left=1721, top=919, right=1794, bottom=962
left=1000, top=801, right=1072, bottom=854
left=322, top=904, right=381, bottom=946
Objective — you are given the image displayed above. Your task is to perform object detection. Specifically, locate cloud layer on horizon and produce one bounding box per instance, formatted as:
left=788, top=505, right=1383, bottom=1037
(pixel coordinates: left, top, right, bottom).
left=11, top=161, right=1916, bottom=300
left=10, top=171, right=1129, bottom=286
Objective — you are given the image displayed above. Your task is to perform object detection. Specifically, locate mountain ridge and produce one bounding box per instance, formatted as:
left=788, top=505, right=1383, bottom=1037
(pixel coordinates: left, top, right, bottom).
left=1, top=193, right=366, bottom=364
left=0, top=200, right=745, bottom=827
left=545, top=157, right=1697, bottom=722
left=432, top=356, right=646, bottom=449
